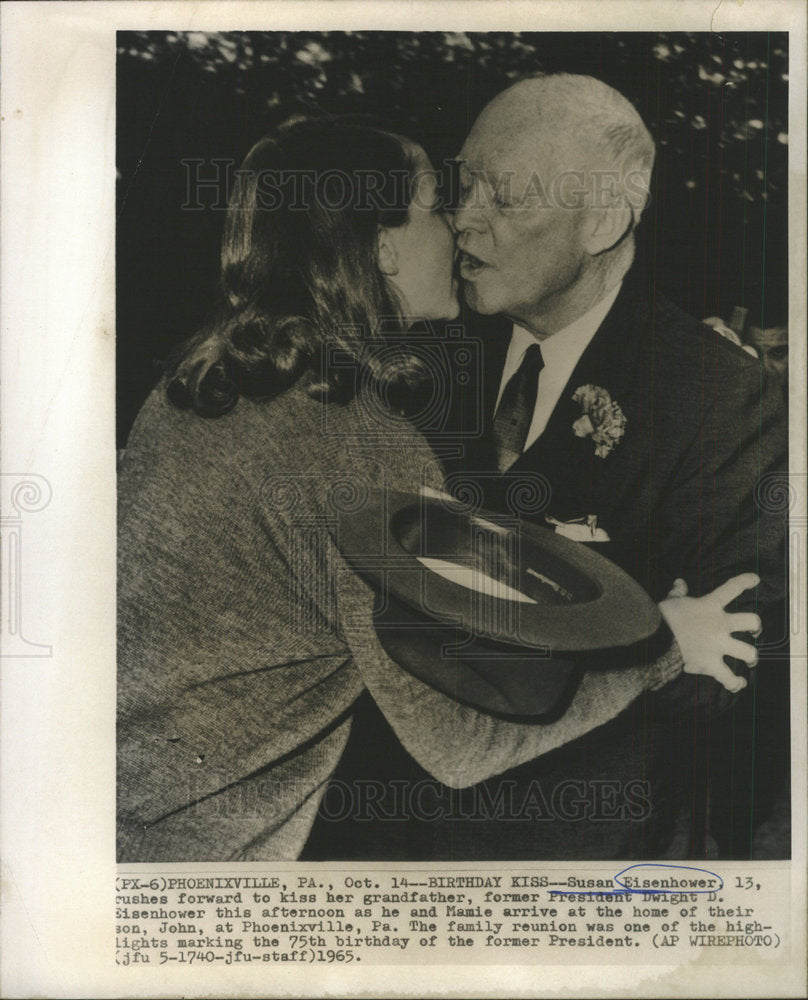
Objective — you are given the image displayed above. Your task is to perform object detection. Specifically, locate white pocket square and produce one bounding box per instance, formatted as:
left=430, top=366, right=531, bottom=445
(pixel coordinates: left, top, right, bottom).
left=546, top=514, right=610, bottom=543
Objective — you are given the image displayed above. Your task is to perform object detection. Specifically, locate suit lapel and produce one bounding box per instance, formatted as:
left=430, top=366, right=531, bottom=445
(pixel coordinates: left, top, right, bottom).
left=473, top=307, right=512, bottom=421
left=507, top=267, right=651, bottom=505
left=459, top=306, right=512, bottom=472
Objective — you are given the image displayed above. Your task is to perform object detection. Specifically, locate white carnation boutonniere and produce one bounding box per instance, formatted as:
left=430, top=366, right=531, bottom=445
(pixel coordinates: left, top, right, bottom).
left=571, top=384, right=627, bottom=458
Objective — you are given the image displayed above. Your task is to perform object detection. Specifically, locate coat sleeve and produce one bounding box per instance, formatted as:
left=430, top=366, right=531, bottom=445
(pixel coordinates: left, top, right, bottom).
left=336, top=552, right=683, bottom=788
left=117, top=394, right=365, bottom=861
left=647, top=339, right=788, bottom=713
left=659, top=347, right=787, bottom=616
left=321, top=399, right=686, bottom=789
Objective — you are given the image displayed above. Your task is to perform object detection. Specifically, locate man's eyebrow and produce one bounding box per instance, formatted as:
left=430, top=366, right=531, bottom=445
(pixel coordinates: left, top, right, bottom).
left=454, top=160, right=489, bottom=180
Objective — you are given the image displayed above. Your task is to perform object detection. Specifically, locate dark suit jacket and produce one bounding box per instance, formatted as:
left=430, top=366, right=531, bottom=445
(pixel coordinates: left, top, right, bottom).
left=427, top=261, right=789, bottom=858
left=303, top=264, right=788, bottom=862
left=446, top=263, right=787, bottom=616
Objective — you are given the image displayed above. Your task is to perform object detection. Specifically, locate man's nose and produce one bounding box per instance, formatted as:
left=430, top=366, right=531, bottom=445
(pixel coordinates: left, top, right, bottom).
left=451, top=197, right=486, bottom=235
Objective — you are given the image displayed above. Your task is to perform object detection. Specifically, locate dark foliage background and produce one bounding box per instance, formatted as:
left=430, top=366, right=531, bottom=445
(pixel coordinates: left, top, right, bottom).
left=117, top=30, right=788, bottom=445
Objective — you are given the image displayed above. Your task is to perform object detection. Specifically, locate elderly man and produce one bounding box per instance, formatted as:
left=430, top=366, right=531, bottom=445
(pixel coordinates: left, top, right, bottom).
left=301, top=75, right=787, bottom=863
left=434, top=74, right=787, bottom=859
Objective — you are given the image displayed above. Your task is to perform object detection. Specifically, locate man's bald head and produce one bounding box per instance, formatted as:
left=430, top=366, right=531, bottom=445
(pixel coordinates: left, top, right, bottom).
left=474, top=74, right=655, bottom=214
left=454, top=74, right=655, bottom=335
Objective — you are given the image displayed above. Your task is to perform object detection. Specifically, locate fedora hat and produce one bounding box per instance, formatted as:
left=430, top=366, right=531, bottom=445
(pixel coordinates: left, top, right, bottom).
left=335, top=489, right=665, bottom=719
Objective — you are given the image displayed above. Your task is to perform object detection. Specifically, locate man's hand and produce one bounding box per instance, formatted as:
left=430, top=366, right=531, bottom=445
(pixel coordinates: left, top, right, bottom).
left=659, top=573, right=762, bottom=693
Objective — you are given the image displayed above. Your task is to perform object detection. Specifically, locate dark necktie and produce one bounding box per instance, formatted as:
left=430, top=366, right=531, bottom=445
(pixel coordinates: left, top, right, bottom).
left=492, top=343, right=544, bottom=471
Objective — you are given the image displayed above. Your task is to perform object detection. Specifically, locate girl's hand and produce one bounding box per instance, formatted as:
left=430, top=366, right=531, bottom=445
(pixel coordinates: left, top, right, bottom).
left=658, top=573, right=762, bottom=693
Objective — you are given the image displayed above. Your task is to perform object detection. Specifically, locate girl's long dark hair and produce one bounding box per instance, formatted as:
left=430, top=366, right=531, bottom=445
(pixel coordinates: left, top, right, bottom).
left=167, top=117, right=430, bottom=416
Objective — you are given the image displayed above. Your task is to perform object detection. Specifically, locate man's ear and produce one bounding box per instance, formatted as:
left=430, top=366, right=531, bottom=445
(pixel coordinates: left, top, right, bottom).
left=584, top=203, right=634, bottom=256
left=377, top=226, right=399, bottom=276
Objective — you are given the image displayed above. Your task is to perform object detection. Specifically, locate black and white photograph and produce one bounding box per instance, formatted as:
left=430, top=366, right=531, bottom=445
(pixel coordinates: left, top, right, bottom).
left=117, top=28, right=790, bottom=863
left=1, top=2, right=805, bottom=998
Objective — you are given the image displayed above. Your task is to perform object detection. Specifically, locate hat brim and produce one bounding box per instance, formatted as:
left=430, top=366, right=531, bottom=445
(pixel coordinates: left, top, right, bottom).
left=335, top=490, right=662, bottom=717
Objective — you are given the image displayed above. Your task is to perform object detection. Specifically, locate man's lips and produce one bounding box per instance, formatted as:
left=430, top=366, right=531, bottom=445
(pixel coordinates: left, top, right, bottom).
left=458, top=250, right=490, bottom=276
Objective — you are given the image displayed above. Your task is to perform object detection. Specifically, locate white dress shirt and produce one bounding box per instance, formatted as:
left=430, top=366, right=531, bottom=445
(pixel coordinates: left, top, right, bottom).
left=495, top=282, right=623, bottom=453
